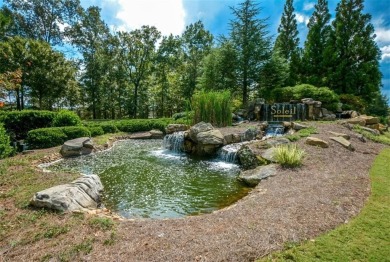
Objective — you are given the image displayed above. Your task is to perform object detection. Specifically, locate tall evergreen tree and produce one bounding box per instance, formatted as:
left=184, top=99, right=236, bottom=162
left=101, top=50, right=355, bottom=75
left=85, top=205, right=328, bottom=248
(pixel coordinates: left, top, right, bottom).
left=274, top=0, right=300, bottom=86
left=303, top=0, right=331, bottom=86
left=328, top=0, right=382, bottom=104
left=229, top=0, right=271, bottom=106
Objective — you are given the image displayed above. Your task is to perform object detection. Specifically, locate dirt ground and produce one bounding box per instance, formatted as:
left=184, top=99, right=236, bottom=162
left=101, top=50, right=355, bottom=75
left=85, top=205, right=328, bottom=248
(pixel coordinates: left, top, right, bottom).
left=0, top=122, right=386, bottom=261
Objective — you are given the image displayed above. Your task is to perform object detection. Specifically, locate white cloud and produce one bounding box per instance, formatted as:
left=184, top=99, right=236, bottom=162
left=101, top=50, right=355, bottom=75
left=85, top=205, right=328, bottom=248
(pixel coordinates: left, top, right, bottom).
left=295, top=13, right=310, bottom=25
left=381, top=45, right=390, bottom=62
left=376, top=28, right=390, bottom=44
left=114, top=0, right=186, bottom=36
left=303, top=2, right=315, bottom=11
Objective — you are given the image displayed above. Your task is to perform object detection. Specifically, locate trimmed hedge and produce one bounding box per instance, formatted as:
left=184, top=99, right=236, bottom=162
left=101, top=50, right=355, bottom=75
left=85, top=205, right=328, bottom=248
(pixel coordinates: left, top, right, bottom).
left=88, top=126, right=105, bottom=137
left=271, top=84, right=340, bottom=112
left=0, top=110, right=56, bottom=139
left=52, top=110, right=82, bottom=127
left=26, top=126, right=91, bottom=149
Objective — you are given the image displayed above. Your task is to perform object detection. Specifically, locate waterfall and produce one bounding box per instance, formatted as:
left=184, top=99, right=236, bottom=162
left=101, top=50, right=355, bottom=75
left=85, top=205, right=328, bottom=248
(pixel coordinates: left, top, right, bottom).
left=218, top=142, right=246, bottom=163
left=163, top=131, right=185, bottom=152
left=264, top=124, right=285, bottom=138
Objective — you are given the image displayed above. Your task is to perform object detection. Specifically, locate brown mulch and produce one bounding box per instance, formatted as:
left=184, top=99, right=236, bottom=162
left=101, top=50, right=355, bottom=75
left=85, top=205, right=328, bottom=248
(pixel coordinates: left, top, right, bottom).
left=1, top=122, right=386, bottom=261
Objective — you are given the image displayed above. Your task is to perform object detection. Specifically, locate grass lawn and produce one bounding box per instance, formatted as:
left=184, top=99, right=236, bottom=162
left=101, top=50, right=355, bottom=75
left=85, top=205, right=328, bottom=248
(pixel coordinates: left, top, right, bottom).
left=259, top=147, right=390, bottom=261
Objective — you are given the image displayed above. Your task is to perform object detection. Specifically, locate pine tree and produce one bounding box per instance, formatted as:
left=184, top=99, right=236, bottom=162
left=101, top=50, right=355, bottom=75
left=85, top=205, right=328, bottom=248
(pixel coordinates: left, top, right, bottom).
left=274, top=0, right=300, bottom=86
left=327, top=0, right=382, bottom=105
left=303, top=0, right=331, bottom=86
left=229, top=0, right=271, bottom=106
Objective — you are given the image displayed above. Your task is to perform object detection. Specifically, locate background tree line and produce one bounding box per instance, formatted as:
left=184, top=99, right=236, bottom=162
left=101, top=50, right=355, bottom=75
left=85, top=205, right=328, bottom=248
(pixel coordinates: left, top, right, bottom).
left=0, top=0, right=387, bottom=119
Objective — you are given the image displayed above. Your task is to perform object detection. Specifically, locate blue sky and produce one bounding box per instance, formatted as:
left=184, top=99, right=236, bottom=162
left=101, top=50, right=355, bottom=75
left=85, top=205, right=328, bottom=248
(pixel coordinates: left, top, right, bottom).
left=1, top=0, right=389, bottom=98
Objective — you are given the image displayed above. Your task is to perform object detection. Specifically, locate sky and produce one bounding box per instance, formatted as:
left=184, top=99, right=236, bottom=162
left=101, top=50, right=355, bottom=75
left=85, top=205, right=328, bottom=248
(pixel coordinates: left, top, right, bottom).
left=1, top=0, right=389, bottom=99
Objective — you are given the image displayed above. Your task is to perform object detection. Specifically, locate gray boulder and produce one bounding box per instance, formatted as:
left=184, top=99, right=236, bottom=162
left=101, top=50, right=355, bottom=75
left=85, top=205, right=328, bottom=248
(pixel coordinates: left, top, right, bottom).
left=188, top=122, right=214, bottom=142
left=238, top=164, right=278, bottom=186
left=330, top=136, right=355, bottom=151
left=305, top=137, right=329, bottom=148
left=261, top=148, right=277, bottom=162
left=60, top=137, right=93, bottom=157
left=30, top=175, right=103, bottom=212
left=165, top=124, right=190, bottom=134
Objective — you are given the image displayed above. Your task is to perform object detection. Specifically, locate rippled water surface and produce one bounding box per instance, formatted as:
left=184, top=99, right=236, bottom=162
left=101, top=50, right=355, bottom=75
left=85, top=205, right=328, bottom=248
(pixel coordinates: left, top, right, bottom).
left=47, top=139, right=250, bottom=219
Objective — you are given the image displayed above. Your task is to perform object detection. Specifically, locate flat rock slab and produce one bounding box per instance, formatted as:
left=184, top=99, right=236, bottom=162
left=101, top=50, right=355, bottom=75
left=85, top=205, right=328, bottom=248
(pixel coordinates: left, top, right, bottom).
left=305, top=137, right=329, bottom=148
left=30, top=175, right=103, bottom=212
left=330, top=136, right=355, bottom=151
left=238, top=164, right=278, bottom=186
left=261, top=148, right=277, bottom=162
left=60, top=137, right=93, bottom=157
left=327, top=131, right=350, bottom=140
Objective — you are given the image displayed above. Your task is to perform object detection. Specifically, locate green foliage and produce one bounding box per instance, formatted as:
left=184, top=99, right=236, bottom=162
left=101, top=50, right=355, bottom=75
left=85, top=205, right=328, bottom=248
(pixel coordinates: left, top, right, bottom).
left=0, top=124, right=13, bottom=159
left=191, top=90, right=232, bottom=127
left=26, top=126, right=90, bottom=149
left=99, top=123, right=119, bottom=134
left=26, top=128, right=67, bottom=149
left=274, top=144, right=305, bottom=168
left=114, top=118, right=173, bottom=133
left=88, top=126, right=105, bottom=137
left=261, top=148, right=390, bottom=262
left=366, top=92, right=389, bottom=117
left=272, top=84, right=339, bottom=111
left=354, top=126, right=390, bottom=146
left=339, top=94, right=367, bottom=112
left=52, top=110, right=82, bottom=127
left=0, top=110, right=56, bottom=139
left=88, top=217, right=114, bottom=231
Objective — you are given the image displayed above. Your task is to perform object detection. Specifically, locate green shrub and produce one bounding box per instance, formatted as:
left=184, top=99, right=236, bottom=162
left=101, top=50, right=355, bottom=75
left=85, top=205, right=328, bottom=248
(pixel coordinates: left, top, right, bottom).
left=88, top=126, right=105, bottom=137
left=52, top=110, right=81, bottom=127
left=271, top=84, right=340, bottom=112
left=191, top=90, right=232, bottom=127
left=26, top=128, right=67, bottom=149
left=26, top=126, right=91, bottom=149
left=274, top=144, right=305, bottom=168
left=339, top=94, right=367, bottom=113
left=0, top=110, right=56, bottom=139
left=99, top=123, right=119, bottom=134
left=62, top=126, right=91, bottom=139
left=0, top=124, right=14, bottom=159
left=114, top=119, right=172, bottom=133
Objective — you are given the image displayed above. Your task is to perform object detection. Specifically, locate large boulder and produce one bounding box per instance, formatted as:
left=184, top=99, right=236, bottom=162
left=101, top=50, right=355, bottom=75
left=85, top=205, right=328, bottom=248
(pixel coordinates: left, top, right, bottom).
left=165, top=124, right=190, bottom=134
left=305, top=137, right=329, bottom=148
left=30, top=175, right=103, bottom=212
left=196, top=130, right=224, bottom=145
left=237, top=145, right=263, bottom=170
left=238, top=164, right=278, bottom=186
left=188, top=122, right=214, bottom=143
left=60, top=137, right=93, bottom=157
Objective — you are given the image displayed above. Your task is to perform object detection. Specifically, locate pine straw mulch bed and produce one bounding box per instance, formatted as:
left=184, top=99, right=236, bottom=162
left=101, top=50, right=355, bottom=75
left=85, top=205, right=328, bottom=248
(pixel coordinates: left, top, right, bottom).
left=0, top=122, right=386, bottom=261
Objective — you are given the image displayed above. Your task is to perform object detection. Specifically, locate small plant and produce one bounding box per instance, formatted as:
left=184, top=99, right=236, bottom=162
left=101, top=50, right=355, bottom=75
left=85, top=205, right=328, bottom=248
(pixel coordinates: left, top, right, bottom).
left=0, top=124, right=14, bottom=159
left=52, top=110, right=81, bottom=127
left=88, top=217, right=114, bottom=231
left=354, top=126, right=390, bottom=145
left=274, top=144, right=305, bottom=168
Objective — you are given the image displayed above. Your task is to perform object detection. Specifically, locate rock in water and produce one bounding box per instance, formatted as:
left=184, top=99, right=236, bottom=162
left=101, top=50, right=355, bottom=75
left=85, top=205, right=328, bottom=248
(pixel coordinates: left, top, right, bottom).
left=60, top=137, right=94, bottom=157
left=238, top=164, right=278, bottom=186
left=30, top=175, right=103, bottom=212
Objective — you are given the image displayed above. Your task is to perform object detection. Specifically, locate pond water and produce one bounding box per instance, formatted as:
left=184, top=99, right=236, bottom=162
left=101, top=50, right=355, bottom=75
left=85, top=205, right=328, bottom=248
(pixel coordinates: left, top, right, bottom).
left=46, top=139, right=250, bottom=219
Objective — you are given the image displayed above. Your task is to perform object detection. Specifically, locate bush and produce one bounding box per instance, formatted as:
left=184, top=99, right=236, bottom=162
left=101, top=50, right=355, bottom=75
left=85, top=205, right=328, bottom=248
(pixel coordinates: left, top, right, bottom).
left=114, top=119, right=172, bottom=133
left=99, top=123, right=119, bottom=134
left=0, top=110, right=56, bottom=139
left=52, top=110, right=81, bottom=127
left=26, top=128, right=68, bottom=149
left=62, top=126, right=91, bottom=139
left=191, top=90, right=232, bottom=127
left=274, top=144, right=305, bottom=168
left=88, top=126, right=105, bottom=137
left=271, top=84, right=340, bottom=112
left=339, top=94, right=367, bottom=112
left=0, top=124, right=14, bottom=159
left=26, top=126, right=90, bottom=149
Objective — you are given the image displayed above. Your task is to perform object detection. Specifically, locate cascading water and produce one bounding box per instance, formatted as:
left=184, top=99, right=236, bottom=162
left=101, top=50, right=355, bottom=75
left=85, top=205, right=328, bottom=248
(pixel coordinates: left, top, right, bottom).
left=163, top=131, right=185, bottom=152
left=264, top=124, right=285, bottom=138
left=218, top=142, right=247, bottom=163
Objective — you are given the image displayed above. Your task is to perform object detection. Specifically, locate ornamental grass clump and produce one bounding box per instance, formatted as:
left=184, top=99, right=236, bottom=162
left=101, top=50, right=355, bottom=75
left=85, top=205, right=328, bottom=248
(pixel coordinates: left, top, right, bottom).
left=274, top=144, right=305, bottom=168
left=191, top=90, right=232, bottom=127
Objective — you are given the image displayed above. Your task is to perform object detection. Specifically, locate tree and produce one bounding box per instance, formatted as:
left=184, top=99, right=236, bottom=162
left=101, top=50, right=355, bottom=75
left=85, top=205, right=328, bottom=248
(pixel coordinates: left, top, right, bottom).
left=229, top=0, right=271, bottom=106
left=118, top=26, right=161, bottom=118
left=67, top=6, right=111, bottom=119
left=303, top=0, right=331, bottom=86
left=274, top=0, right=300, bottom=86
left=0, top=7, right=12, bottom=40
left=197, top=40, right=237, bottom=92
left=181, top=21, right=213, bottom=100
left=4, top=0, right=83, bottom=46
left=327, top=0, right=382, bottom=105
left=0, top=37, right=79, bottom=110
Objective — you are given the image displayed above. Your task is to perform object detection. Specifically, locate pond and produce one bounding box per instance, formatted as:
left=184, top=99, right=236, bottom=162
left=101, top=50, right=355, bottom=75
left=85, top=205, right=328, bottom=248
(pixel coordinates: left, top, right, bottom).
left=46, top=139, right=251, bottom=219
